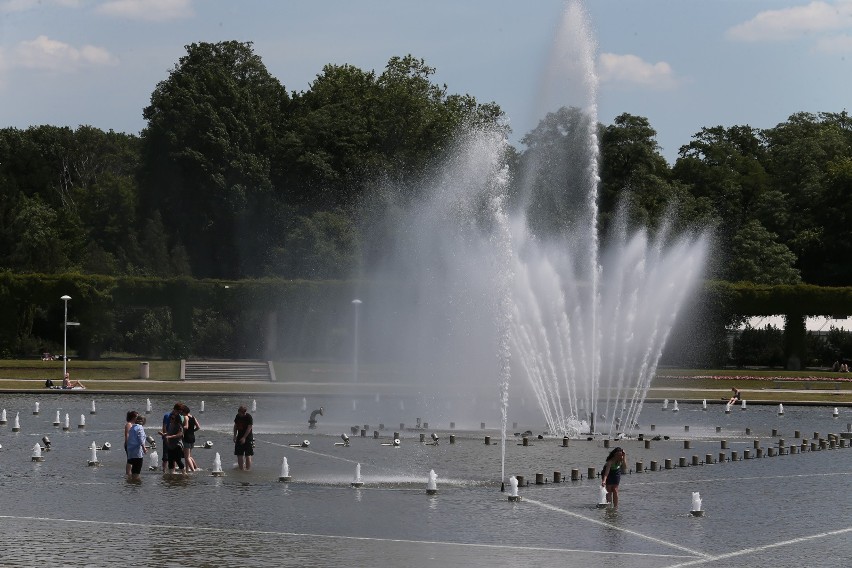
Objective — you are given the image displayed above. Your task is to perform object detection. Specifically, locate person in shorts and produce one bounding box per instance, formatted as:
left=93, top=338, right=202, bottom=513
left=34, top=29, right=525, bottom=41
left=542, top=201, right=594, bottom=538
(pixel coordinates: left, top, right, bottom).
left=126, top=415, right=147, bottom=481
left=601, top=447, right=627, bottom=508
left=233, top=405, right=254, bottom=470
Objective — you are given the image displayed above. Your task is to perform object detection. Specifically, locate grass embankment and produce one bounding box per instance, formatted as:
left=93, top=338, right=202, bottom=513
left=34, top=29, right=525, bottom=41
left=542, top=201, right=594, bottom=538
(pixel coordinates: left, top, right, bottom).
left=651, top=369, right=852, bottom=404
left=0, top=360, right=850, bottom=403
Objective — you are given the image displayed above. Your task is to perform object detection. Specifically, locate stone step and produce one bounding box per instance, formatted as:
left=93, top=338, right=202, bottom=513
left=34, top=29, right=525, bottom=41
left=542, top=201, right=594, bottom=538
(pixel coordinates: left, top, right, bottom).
left=181, top=360, right=275, bottom=381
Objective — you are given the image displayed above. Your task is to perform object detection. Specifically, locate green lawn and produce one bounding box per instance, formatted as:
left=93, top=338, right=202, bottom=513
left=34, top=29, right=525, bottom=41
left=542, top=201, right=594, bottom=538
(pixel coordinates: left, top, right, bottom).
left=0, top=360, right=849, bottom=403
left=0, top=359, right=180, bottom=381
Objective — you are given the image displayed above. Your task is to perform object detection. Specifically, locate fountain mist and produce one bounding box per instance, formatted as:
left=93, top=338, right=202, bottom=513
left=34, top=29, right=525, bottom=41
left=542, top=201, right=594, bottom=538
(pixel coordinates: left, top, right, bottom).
left=356, top=1, right=707, bottom=472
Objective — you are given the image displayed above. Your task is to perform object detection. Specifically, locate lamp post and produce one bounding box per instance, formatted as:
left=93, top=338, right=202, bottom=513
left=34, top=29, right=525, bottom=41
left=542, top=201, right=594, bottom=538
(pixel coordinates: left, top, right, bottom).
left=352, top=299, right=362, bottom=383
left=60, top=295, right=71, bottom=378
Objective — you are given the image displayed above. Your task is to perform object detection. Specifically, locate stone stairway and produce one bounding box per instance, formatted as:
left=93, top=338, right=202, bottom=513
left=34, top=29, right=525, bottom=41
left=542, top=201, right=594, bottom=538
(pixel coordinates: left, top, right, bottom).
left=181, top=360, right=276, bottom=382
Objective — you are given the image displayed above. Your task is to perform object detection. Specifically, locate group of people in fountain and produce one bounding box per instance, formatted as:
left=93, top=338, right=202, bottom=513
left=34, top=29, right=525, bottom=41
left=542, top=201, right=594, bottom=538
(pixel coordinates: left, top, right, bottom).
left=123, top=402, right=254, bottom=480
left=123, top=402, right=202, bottom=479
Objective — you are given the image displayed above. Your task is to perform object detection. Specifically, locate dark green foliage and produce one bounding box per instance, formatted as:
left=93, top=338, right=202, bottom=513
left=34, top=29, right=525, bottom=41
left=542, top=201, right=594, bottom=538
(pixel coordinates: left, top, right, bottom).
left=731, top=324, right=785, bottom=368
left=0, top=39, right=851, bottom=362
left=140, top=41, right=291, bottom=279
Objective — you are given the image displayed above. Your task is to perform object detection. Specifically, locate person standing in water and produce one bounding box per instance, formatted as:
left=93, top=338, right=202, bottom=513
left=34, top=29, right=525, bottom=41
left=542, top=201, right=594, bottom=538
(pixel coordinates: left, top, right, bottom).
left=124, top=410, right=139, bottom=477
left=601, top=447, right=627, bottom=508
left=126, top=415, right=147, bottom=481
left=233, top=405, right=254, bottom=470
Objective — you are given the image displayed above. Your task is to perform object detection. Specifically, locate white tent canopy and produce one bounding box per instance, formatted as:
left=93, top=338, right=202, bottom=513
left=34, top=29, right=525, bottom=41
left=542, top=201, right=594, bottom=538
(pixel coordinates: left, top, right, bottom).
left=740, top=315, right=851, bottom=333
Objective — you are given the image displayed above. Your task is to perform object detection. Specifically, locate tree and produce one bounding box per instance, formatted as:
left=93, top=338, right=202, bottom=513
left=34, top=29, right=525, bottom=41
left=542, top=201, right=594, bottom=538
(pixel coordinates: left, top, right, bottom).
left=264, top=210, right=358, bottom=279
left=140, top=41, right=291, bottom=278
left=281, top=55, right=505, bottom=211
left=599, top=113, right=707, bottom=237
left=516, top=106, right=598, bottom=237
left=762, top=112, right=852, bottom=285
left=9, top=196, right=68, bottom=272
left=727, top=220, right=800, bottom=284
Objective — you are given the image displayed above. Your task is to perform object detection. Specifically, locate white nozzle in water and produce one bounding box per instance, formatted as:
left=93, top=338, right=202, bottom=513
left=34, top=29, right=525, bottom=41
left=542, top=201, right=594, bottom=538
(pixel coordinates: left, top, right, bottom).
left=508, top=475, right=519, bottom=497
left=64, top=413, right=70, bottom=428
left=692, top=491, right=702, bottom=512
left=673, top=400, right=679, bottom=412
left=0, top=408, right=6, bottom=422
left=702, top=399, right=707, bottom=410
left=79, top=414, right=86, bottom=427
left=212, top=452, right=223, bottom=474
left=35, top=402, right=40, bottom=413
left=662, top=399, right=669, bottom=410
left=280, top=456, right=290, bottom=478
left=833, top=407, right=839, bottom=417
left=427, top=469, right=438, bottom=493
left=149, top=450, right=159, bottom=469
left=13, top=412, right=20, bottom=430
left=301, top=397, right=307, bottom=412
left=32, top=443, right=43, bottom=459
left=599, top=485, right=609, bottom=506
left=252, top=399, right=257, bottom=412
left=89, top=441, right=99, bottom=464
left=91, top=400, right=96, bottom=413
left=54, top=410, right=60, bottom=424
left=741, top=399, right=746, bottom=409
left=200, top=400, right=205, bottom=413
left=146, top=399, right=152, bottom=412
left=354, top=463, right=362, bottom=483
left=778, top=403, right=784, bottom=415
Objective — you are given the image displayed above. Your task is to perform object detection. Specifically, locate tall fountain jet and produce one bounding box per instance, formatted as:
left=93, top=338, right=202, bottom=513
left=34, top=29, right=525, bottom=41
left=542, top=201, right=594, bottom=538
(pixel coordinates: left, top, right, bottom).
left=358, top=1, right=707, bottom=477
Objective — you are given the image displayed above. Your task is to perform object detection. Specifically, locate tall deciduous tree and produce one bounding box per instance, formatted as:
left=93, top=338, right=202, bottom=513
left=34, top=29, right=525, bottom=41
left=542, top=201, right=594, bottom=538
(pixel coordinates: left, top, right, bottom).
left=762, top=112, right=852, bottom=285
left=282, top=55, right=504, bottom=211
left=140, top=41, right=291, bottom=278
left=598, top=113, right=707, bottom=237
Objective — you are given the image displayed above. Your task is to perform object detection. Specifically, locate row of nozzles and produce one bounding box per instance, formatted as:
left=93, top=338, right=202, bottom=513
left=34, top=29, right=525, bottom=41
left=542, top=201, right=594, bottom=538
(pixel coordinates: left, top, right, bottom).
left=506, top=432, right=851, bottom=495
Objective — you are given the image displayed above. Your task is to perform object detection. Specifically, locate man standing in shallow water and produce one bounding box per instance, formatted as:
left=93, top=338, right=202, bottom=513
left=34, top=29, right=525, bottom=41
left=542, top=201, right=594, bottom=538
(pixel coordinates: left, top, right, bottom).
left=233, top=405, right=254, bottom=470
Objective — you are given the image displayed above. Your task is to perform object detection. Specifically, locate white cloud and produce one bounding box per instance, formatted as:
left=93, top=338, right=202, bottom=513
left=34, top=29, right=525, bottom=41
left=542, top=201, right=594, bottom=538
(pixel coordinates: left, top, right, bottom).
left=814, top=34, right=852, bottom=52
left=0, top=0, right=80, bottom=14
left=727, top=1, right=852, bottom=42
left=95, top=0, right=193, bottom=21
left=13, top=35, right=118, bottom=71
left=597, top=53, right=677, bottom=90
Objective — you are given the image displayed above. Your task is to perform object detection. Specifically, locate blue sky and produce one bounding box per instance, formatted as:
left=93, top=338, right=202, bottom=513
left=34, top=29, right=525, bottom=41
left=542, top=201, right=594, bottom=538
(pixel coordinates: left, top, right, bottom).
left=1, top=0, right=850, bottom=163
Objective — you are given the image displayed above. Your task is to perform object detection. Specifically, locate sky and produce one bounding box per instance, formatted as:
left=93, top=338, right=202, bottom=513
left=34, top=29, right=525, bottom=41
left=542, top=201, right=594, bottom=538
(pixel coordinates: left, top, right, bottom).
left=0, top=0, right=850, bottom=163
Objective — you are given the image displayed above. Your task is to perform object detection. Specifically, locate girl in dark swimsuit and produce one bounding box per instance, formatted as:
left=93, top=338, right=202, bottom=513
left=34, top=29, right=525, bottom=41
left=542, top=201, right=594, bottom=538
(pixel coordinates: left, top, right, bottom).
left=602, top=447, right=627, bottom=508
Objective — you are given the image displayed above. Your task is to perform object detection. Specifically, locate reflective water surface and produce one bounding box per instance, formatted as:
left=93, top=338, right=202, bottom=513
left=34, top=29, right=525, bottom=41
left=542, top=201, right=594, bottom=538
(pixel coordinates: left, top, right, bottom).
left=0, top=393, right=849, bottom=567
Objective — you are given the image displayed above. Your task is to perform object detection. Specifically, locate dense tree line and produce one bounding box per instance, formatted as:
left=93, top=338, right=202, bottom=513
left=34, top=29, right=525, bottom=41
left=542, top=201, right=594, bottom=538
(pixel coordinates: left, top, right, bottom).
left=1, top=41, right=850, bottom=361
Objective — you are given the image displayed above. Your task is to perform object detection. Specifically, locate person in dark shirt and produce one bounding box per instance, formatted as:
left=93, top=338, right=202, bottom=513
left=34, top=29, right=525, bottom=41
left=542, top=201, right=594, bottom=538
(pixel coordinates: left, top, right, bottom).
left=233, top=405, right=254, bottom=470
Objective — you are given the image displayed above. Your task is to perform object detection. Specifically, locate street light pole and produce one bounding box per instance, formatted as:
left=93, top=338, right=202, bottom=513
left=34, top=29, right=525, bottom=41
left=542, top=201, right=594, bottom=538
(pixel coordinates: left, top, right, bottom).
left=352, top=299, right=362, bottom=383
left=60, top=295, right=71, bottom=378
